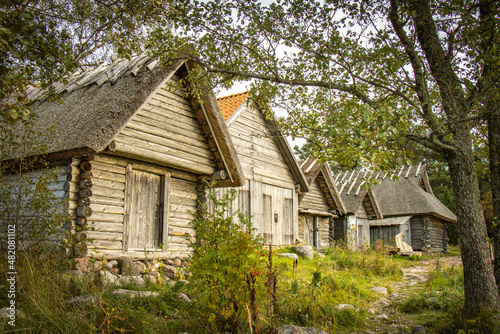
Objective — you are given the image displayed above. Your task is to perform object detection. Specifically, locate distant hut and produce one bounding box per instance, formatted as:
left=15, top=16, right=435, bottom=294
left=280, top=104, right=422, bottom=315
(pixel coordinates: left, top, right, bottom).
left=333, top=170, right=383, bottom=249
left=2, top=55, right=244, bottom=260
left=298, top=159, right=346, bottom=249
left=334, top=165, right=457, bottom=252
left=216, top=92, right=310, bottom=246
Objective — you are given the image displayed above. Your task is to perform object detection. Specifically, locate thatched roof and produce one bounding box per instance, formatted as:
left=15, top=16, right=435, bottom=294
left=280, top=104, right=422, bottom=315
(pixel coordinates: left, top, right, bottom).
left=7, top=54, right=244, bottom=187
left=217, top=92, right=310, bottom=193
left=334, top=165, right=457, bottom=223
left=298, top=158, right=346, bottom=215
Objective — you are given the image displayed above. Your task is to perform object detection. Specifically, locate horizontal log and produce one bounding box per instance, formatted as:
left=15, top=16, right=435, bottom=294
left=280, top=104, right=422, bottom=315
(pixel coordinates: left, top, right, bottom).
left=80, top=161, right=92, bottom=172
left=77, top=206, right=92, bottom=218
left=91, top=186, right=124, bottom=200
left=79, top=179, right=92, bottom=189
left=110, top=141, right=215, bottom=176
left=87, top=212, right=124, bottom=224
left=86, top=231, right=123, bottom=242
left=169, top=226, right=196, bottom=237
left=78, top=197, right=91, bottom=207
left=90, top=196, right=124, bottom=207
left=81, top=171, right=93, bottom=179
left=87, top=221, right=123, bottom=233
left=88, top=240, right=122, bottom=250
left=92, top=178, right=125, bottom=191
left=79, top=188, right=92, bottom=198
left=76, top=217, right=87, bottom=227
left=89, top=203, right=124, bottom=215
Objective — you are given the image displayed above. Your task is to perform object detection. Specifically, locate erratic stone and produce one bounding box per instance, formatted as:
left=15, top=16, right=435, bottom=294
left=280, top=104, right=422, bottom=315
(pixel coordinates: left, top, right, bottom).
left=64, top=294, right=101, bottom=308
left=277, top=325, right=328, bottom=334
left=100, top=270, right=118, bottom=285
left=371, top=286, right=388, bottom=295
left=178, top=293, right=192, bottom=303
left=412, top=325, right=426, bottom=333
left=162, top=265, right=178, bottom=279
left=134, top=261, right=147, bottom=274
left=335, top=304, right=355, bottom=311
left=0, top=307, right=26, bottom=319
left=292, top=246, right=314, bottom=259
left=119, top=275, right=145, bottom=286
left=277, top=253, right=299, bottom=260
left=118, top=257, right=141, bottom=276
left=375, top=314, right=388, bottom=320
left=112, top=289, right=159, bottom=298
left=173, top=258, right=182, bottom=266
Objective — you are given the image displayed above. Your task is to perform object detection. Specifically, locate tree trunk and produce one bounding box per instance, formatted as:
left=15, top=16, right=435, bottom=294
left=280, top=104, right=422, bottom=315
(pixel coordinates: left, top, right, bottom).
left=447, top=127, right=500, bottom=310
left=488, top=107, right=500, bottom=290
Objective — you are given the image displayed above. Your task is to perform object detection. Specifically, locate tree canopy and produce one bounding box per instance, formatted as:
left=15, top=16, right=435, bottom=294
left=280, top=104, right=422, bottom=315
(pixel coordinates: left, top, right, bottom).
left=155, top=0, right=500, bottom=310
left=0, top=0, right=170, bottom=123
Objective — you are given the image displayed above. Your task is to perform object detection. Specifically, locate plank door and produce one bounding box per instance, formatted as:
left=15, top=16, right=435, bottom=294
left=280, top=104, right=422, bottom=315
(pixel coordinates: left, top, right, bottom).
left=263, top=194, right=273, bottom=245
left=303, top=215, right=317, bottom=247
left=283, top=198, right=293, bottom=245
left=126, top=170, right=164, bottom=251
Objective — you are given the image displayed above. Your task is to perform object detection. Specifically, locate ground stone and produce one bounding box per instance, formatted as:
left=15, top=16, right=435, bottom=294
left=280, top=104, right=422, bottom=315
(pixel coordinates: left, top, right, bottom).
left=335, top=304, right=355, bottom=310
left=100, top=270, right=119, bottom=285
left=112, top=289, right=159, bottom=298
left=118, top=257, right=141, bottom=276
left=0, top=307, right=25, bottom=319
left=276, top=325, right=328, bottom=334
left=64, top=294, right=101, bottom=308
left=375, top=314, right=388, bottom=320
left=412, top=325, right=426, bottom=333
left=134, top=261, right=147, bottom=273
left=277, top=253, right=299, bottom=260
left=162, top=265, right=178, bottom=279
left=371, top=287, right=388, bottom=295
left=119, top=275, right=145, bottom=286
left=178, top=293, right=192, bottom=303
left=292, top=246, right=314, bottom=259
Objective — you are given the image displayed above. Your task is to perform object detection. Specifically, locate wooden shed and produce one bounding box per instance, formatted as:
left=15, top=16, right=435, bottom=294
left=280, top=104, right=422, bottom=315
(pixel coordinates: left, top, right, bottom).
left=215, top=92, right=310, bottom=246
left=3, top=55, right=244, bottom=260
left=298, top=159, right=346, bottom=250
left=333, top=165, right=457, bottom=252
left=333, top=170, right=383, bottom=250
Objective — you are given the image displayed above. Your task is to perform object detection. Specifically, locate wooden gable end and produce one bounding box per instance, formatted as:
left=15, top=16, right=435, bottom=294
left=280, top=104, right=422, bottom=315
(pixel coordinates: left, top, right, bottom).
left=300, top=177, right=331, bottom=213
left=110, top=73, right=218, bottom=176
left=228, top=104, right=296, bottom=189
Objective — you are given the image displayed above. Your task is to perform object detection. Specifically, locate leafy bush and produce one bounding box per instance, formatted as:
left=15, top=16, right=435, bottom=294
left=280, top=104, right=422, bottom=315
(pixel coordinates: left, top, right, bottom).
left=187, top=183, right=265, bottom=332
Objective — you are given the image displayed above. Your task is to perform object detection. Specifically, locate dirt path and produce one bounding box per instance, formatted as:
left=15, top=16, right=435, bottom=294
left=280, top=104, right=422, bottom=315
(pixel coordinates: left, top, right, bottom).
left=362, top=256, right=463, bottom=334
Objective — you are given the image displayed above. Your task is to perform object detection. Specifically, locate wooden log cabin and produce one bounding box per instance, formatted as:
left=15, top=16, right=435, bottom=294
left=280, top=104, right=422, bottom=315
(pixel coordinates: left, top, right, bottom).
left=215, top=92, right=310, bottom=246
left=298, top=159, right=346, bottom=250
left=3, top=55, right=245, bottom=260
left=334, top=164, right=457, bottom=252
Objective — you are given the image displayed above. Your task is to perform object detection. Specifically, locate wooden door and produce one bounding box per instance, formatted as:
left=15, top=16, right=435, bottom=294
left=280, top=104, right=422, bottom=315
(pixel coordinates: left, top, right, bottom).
left=127, top=170, right=163, bottom=251
left=303, top=215, right=316, bottom=246
left=283, top=198, right=293, bottom=245
left=263, top=194, right=273, bottom=245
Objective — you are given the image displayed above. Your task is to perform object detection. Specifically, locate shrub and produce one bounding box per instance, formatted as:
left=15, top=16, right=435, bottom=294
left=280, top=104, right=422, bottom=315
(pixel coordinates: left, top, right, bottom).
left=187, top=183, right=265, bottom=332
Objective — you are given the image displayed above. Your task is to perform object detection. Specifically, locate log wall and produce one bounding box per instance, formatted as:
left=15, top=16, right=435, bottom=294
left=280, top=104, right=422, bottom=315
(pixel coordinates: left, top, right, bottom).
left=111, top=74, right=217, bottom=176
left=299, top=178, right=330, bottom=213
left=85, top=154, right=198, bottom=259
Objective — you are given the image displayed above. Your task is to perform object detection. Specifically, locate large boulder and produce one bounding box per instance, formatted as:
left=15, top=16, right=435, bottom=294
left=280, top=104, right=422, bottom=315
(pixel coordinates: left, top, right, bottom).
left=118, top=257, right=142, bottom=276
left=292, top=246, right=314, bottom=259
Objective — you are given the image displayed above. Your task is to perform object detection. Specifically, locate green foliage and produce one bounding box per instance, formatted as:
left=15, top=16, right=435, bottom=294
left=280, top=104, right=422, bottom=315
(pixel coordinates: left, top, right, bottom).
left=187, top=183, right=265, bottom=331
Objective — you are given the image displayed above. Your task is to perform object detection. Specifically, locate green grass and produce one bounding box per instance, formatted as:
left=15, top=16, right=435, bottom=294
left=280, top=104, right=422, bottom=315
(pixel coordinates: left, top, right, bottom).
left=2, top=245, right=493, bottom=334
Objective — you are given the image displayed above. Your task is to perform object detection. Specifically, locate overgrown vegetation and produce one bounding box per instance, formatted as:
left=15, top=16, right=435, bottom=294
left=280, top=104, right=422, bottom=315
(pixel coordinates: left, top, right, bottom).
left=3, top=245, right=499, bottom=333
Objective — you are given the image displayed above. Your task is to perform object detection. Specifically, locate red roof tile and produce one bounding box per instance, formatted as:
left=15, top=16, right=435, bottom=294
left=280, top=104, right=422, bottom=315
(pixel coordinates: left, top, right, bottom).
left=217, top=91, right=249, bottom=121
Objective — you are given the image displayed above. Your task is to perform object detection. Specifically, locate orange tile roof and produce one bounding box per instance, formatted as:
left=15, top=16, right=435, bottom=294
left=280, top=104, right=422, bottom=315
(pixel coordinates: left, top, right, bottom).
left=217, top=91, right=249, bottom=121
